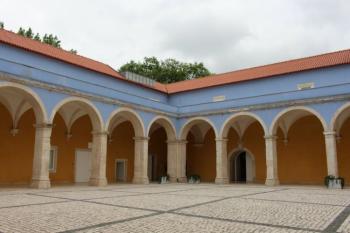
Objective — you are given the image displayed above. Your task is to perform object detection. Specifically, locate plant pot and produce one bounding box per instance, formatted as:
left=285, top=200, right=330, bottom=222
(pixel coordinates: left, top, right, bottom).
left=325, top=176, right=344, bottom=189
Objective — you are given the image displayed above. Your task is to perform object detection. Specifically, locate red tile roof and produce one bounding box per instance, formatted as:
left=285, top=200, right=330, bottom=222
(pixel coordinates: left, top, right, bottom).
left=0, top=29, right=167, bottom=92
left=166, top=49, right=350, bottom=93
left=1, top=29, right=349, bottom=94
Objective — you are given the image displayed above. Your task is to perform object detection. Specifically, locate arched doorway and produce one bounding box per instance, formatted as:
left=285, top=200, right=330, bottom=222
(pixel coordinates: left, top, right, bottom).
left=229, top=150, right=255, bottom=183
left=331, top=103, right=350, bottom=185
left=180, top=117, right=217, bottom=182
left=49, top=97, right=103, bottom=184
left=0, top=83, right=46, bottom=186
left=147, top=116, right=176, bottom=182
left=105, top=108, right=146, bottom=184
left=271, top=107, right=328, bottom=185
left=221, top=113, right=267, bottom=184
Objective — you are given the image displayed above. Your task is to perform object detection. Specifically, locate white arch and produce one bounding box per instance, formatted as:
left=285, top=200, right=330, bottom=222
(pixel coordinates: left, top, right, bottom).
left=330, top=102, right=350, bottom=133
left=50, top=96, right=103, bottom=131
left=220, top=112, right=268, bottom=138
left=269, top=106, right=328, bottom=135
left=105, top=107, right=145, bottom=137
left=228, top=147, right=256, bottom=183
left=179, top=117, right=218, bottom=140
left=147, top=115, right=176, bottom=140
left=0, top=82, right=48, bottom=123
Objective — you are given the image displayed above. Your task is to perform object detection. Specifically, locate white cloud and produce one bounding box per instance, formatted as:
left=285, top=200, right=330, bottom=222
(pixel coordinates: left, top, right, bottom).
left=0, top=0, right=349, bottom=73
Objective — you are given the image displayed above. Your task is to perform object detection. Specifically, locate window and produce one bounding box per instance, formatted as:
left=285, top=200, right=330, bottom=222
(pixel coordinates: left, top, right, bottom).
left=49, top=146, right=58, bottom=173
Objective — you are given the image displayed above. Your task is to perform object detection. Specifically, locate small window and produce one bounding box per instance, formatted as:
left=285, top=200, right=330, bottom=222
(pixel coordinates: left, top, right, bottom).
left=49, top=146, right=58, bottom=173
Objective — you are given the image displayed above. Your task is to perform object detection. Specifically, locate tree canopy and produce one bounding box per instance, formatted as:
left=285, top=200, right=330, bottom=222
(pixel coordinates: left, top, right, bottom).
left=119, top=57, right=212, bottom=84
left=0, top=22, right=77, bottom=53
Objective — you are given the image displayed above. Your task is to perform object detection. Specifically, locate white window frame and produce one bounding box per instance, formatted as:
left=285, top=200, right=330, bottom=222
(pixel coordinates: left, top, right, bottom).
left=49, top=146, right=58, bottom=173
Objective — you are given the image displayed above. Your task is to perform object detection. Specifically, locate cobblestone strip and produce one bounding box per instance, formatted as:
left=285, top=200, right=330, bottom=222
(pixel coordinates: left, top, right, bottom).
left=55, top=188, right=290, bottom=233
left=242, top=197, right=347, bottom=207
left=168, top=188, right=288, bottom=212
left=172, top=212, right=321, bottom=233
left=323, top=205, right=350, bottom=232
left=28, top=193, right=164, bottom=213
left=57, top=212, right=162, bottom=233
left=0, top=200, right=71, bottom=209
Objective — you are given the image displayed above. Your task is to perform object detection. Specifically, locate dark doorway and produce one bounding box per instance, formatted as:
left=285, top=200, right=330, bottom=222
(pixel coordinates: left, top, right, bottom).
left=230, top=151, right=247, bottom=183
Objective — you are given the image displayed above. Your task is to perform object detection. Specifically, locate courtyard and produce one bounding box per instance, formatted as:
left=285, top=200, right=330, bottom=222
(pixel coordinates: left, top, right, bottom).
left=0, top=184, right=349, bottom=232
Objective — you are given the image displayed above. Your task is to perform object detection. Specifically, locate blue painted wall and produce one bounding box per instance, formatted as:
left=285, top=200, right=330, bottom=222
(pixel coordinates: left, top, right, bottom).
left=1, top=42, right=350, bottom=138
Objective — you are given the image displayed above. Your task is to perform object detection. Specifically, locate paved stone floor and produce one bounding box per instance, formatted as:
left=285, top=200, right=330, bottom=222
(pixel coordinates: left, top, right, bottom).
left=0, top=184, right=349, bottom=232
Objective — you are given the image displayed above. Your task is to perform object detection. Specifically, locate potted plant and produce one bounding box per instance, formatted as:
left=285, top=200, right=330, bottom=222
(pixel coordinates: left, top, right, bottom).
left=159, top=174, right=169, bottom=184
left=188, top=174, right=200, bottom=184
left=324, top=175, right=344, bottom=189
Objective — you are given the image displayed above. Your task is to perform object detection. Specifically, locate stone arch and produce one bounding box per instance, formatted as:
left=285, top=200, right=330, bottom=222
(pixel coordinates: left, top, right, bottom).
left=228, top=147, right=256, bottom=182
left=105, top=107, right=145, bottom=137
left=271, top=106, right=328, bottom=185
left=330, top=102, right=350, bottom=134
left=50, top=97, right=103, bottom=132
left=270, top=106, right=328, bottom=136
left=179, top=117, right=218, bottom=140
left=331, top=102, right=350, bottom=185
left=147, top=116, right=176, bottom=141
left=0, top=82, right=47, bottom=124
left=220, top=112, right=268, bottom=139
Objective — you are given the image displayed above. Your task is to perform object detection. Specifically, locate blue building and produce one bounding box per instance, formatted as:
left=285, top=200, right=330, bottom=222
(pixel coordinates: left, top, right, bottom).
left=0, top=29, right=349, bottom=188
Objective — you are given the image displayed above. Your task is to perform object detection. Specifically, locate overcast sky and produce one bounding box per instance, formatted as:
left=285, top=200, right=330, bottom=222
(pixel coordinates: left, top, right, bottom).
left=1, top=0, right=349, bottom=73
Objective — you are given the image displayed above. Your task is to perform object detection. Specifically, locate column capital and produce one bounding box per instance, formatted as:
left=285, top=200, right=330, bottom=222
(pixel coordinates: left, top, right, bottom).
left=215, top=137, right=228, bottom=142
left=323, top=131, right=336, bottom=136
left=33, top=123, right=53, bottom=129
left=91, top=131, right=109, bottom=136
left=133, top=136, right=150, bottom=141
left=264, top=135, right=278, bottom=140
left=166, top=139, right=187, bottom=144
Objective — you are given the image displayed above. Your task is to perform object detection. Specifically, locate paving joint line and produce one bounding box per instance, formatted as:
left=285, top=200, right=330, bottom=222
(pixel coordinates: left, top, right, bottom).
left=323, top=204, right=350, bottom=233
left=57, top=187, right=290, bottom=232
left=0, top=200, right=73, bottom=210
left=242, top=197, right=349, bottom=207
left=171, top=212, right=322, bottom=232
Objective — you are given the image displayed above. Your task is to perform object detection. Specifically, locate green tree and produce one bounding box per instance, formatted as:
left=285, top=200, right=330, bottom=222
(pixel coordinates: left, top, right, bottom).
left=119, top=57, right=212, bottom=84
left=14, top=26, right=76, bottom=52
left=0, top=22, right=4, bottom=29
left=42, top=34, right=61, bottom=48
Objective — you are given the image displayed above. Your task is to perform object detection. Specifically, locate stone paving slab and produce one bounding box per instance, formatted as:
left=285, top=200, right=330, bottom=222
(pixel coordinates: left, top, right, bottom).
left=0, top=201, right=151, bottom=233
left=280, top=187, right=350, bottom=196
left=0, top=194, right=65, bottom=208
left=246, top=190, right=350, bottom=206
left=0, top=184, right=349, bottom=233
left=76, top=213, right=313, bottom=233
left=175, top=197, right=344, bottom=231
left=35, top=190, right=138, bottom=200
left=107, top=184, right=209, bottom=194
left=166, top=186, right=277, bottom=197
left=92, top=193, right=222, bottom=211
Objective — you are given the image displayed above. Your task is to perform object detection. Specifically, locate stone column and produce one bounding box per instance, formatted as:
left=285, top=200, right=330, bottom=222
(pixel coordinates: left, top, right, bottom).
left=89, top=131, right=108, bottom=186
left=177, top=140, right=187, bottom=182
left=167, top=140, right=178, bottom=182
left=264, top=135, right=279, bottom=186
left=133, top=136, right=149, bottom=184
left=31, top=123, right=52, bottom=189
left=324, top=131, right=339, bottom=177
left=215, top=138, right=229, bottom=184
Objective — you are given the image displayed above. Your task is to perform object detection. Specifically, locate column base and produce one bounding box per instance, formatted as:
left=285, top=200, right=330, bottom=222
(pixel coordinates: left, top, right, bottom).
left=215, top=177, right=229, bottom=184
left=265, top=179, right=279, bottom=186
left=177, top=177, right=187, bottom=183
left=89, top=177, right=107, bottom=187
left=169, top=177, right=177, bottom=182
left=132, top=177, right=149, bottom=184
left=31, top=179, right=50, bottom=189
